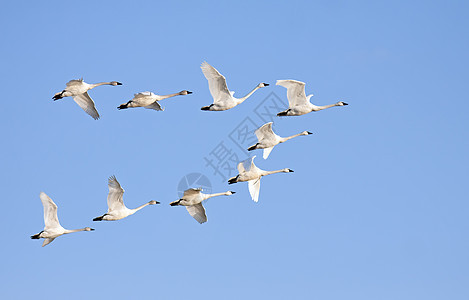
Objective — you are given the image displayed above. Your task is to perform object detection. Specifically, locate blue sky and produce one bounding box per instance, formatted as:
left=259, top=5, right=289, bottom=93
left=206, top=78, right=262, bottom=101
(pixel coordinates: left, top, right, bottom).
left=1, top=0, right=468, bottom=299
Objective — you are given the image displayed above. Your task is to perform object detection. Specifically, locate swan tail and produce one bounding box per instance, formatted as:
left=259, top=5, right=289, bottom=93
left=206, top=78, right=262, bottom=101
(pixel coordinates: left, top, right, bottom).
left=31, top=231, right=43, bottom=239
left=228, top=176, right=238, bottom=184
left=201, top=104, right=213, bottom=111
left=93, top=215, right=105, bottom=221
left=170, top=200, right=181, bottom=206
left=53, top=91, right=65, bottom=101
left=117, top=101, right=131, bottom=110
left=277, top=109, right=290, bottom=117
left=247, top=144, right=258, bottom=151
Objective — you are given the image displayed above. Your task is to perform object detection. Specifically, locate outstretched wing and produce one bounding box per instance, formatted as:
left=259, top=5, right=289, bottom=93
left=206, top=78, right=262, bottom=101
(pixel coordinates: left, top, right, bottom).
left=40, top=192, right=61, bottom=230
left=144, top=101, right=164, bottom=111
left=134, top=91, right=153, bottom=99
left=42, top=238, right=56, bottom=247
left=255, top=122, right=276, bottom=142
left=237, top=156, right=257, bottom=173
left=66, top=78, right=84, bottom=87
left=263, top=147, right=274, bottom=159
left=201, top=62, right=231, bottom=103
left=107, top=176, right=125, bottom=212
left=72, top=92, right=100, bottom=120
left=183, top=188, right=203, bottom=197
left=248, top=178, right=261, bottom=202
left=276, top=80, right=309, bottom=108
left=186, top=203, right=207, bottom=224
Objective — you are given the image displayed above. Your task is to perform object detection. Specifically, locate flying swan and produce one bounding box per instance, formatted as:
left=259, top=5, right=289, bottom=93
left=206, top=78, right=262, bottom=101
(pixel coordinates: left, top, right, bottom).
left=200, top=62, right=269, bottom=111
left=248, top=122, right=312, bottom=159
left=118, top=90, right=192, bottom=111
left=228, top=156, right=293, bottom=202
left=276, top=80, right=348, bottom=116
left=170, top=188, right=235, bottom=224
left=31, top=192, right=95, bottom=247
left=93, top=176, right=159, bottom=221
left=53, top=78, right=122, bottom=120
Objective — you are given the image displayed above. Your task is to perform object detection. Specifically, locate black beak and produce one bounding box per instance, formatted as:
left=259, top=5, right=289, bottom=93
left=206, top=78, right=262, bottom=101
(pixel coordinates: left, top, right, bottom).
left=116, top=82, right=123, bottom=85
left=187, top=91, right=193, bottom=94
left=90, top=228, right=95, bottom=231
left=264, top=83, right=270, bottom=86
left=230, top=191, right=236, bottom=194
left=343, top=102, right=349, bottom=105
left=154, top=201, right=161, bottom=204
left=170, top=200, right=180, bottom=206
left=306, top=131, right=313, bottom=135
left=288, top=169, right=294, bottom=172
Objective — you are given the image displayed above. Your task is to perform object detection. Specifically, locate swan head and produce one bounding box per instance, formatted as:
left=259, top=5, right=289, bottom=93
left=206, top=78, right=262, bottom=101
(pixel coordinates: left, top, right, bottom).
left=284, top=168, right=294, bottom=173
left=336, top=101, right=348, bottom=106
left=149, top=200, right=160, bottom=205
left=302, top=131, right=313, bottom=135
left=84, top=227, right=95, bottom=231
left=226, top=191, right=236, bottom=195
left=180, top=90, right=193, bottom=95
left=258, top=83, right=269, bottom=88
left=110, top=81, right=123, bottom=86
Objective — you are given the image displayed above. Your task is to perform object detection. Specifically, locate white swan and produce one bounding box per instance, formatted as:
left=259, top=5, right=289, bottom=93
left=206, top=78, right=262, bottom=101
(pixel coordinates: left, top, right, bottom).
left=228, top=156, right=293, bottom=202
left=118, top=90, right=192, bottom=111
left=248, top=122, right=312, bottom=159
left=53, top=78, right=122, bottom=120
left=170, top=188, right=235, bottom=224
left=93, top=176, right=159, bottom=221
left=200, top=62, right=269, bottom=111
left=276, top=80, right=348, bottom=116
left=31, top=192, right=94, bottom=247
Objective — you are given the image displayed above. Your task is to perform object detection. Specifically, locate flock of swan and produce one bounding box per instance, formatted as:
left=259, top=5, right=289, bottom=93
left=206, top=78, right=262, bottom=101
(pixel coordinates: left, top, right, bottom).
left=32, top=62, right=348, bottom=247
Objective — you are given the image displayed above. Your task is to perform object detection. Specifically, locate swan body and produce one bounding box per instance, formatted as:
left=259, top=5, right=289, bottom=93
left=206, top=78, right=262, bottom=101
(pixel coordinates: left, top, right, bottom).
left=118, top=90, right=192, bottom=110
left=228, top=156, right=293, bottom=202
left=276, top=79, right=348, bottom=116
left=31, top=192, right=95, bottom=247
left=93, top=176, right=159, bottom=221
left=53, top=78, right=122, bottom=120
left=200, top=62, right=269, bottom=111
left=170, top=188, right=235, bottom=224
left=248, top=122, right=312, bottom=159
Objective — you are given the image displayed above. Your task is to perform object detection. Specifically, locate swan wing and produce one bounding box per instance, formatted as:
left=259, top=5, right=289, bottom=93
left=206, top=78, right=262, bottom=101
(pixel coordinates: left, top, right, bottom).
left=263, top=147, right=274, bottom=159
left=237, top=155, right=257, bottom=173
left=40, top=192, right=61, bottom=230
left=248, top=178, right=261, bottom=202
left=186, top=203, right=207, bottom=224
left=42, top=238, right=56, bottom=247
left=255, top=122, right=276, bottom=142
left=183, top=188, right=203, bottom=197
left=144, top=101, right=164, bottom=111
left=66, top=78, right=84, bottom=87
left=107, top=176, right=125, bottom=212
left=72, top=92, right=100, bottom=120
left=134, top=91, right=153, bottom=99
left=201, top=62, right=231, bottom=103
left=276, top=80, right=308, bottom=107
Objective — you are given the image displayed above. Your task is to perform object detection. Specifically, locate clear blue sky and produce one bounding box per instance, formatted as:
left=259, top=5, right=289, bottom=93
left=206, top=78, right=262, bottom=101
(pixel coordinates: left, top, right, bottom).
left=1, top=1, right=468, bottom=299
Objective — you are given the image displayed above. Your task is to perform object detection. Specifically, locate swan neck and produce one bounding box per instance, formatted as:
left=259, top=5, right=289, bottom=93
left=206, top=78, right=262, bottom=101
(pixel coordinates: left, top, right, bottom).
left=64, top=228, right=86, bottom=234
left=280, top=133, right=303, bottom=143
left=158, top=92, right=183, bottom=100
left=262, top=169, right=285, bottom=176
left=205, top=192, right=229, bottom=199
left=237, top=86, right=260, bottom=103
left=132, top=202, right=150, bottom=213
left=89, top=82, right=113, bottom=89
left=314, top=103, right=337, bottom=111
